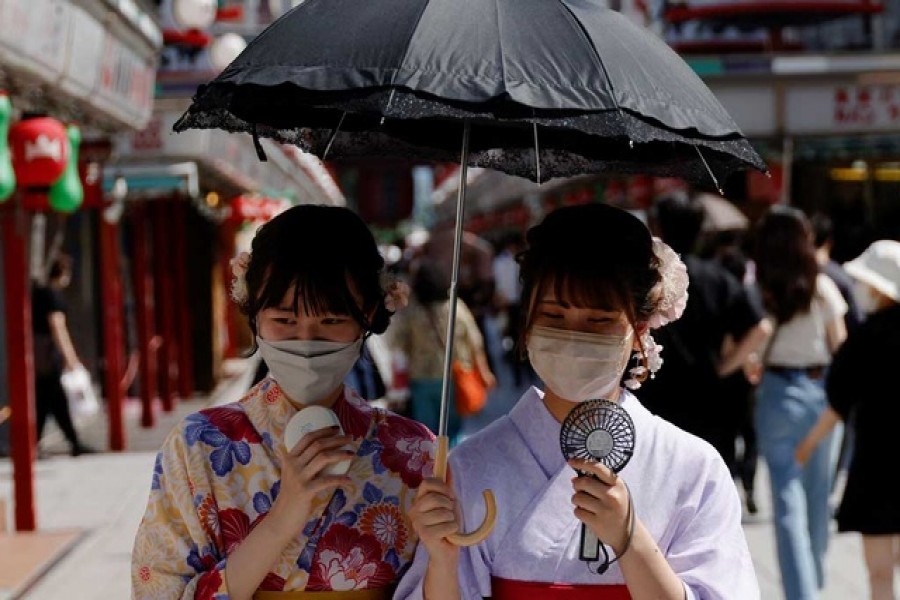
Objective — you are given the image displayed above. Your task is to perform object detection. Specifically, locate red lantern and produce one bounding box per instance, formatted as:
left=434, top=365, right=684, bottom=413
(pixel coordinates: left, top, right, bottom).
left=8, top=116, right=69, bottom=188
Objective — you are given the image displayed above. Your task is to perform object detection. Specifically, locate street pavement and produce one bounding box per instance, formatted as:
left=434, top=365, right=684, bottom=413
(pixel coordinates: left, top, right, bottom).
left=1, top=340, right=885, bottom=599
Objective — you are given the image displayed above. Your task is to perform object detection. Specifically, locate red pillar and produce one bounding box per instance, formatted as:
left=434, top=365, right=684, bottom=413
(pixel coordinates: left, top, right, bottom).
left=220, top=220, right=239, bottom=359
left=173, top=202, right=194, bottom=399
left=1, top=201, right=37, bottom=531
left=152, top=200, right=178, bottom=412
left=130, top=204, right=157, bottom=428
left=99, top=212, right=126, bottom=451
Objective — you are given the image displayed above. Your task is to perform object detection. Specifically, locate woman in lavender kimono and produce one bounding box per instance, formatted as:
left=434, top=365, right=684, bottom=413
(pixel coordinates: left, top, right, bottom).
left=132, top=205, right=434, bottom=600
left=396, top=204, right=760, bottom=600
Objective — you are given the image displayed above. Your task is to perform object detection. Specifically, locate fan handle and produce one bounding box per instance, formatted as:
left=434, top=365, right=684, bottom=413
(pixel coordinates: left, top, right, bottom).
left=434, top=435, right=497, bottom=546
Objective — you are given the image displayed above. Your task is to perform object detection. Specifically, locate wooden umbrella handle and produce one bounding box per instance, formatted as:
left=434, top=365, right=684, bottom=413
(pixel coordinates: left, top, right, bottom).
left=434, top=435, right=497, bottom=546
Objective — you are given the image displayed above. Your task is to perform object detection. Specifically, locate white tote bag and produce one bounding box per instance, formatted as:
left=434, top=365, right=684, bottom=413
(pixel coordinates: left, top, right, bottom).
left=60, top=366, right=100, bottom=418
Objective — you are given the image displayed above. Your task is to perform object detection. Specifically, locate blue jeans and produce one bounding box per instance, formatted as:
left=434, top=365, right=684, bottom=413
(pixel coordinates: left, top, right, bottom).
left=410, top=379, right=462, bottom=446
left=756, top=369, right=840, bottom=600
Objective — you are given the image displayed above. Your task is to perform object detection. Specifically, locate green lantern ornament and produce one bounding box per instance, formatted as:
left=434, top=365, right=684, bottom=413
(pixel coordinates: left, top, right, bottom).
left=49, top=123, right=83, bottom=213
left=0, top=93, right=15, bottom=202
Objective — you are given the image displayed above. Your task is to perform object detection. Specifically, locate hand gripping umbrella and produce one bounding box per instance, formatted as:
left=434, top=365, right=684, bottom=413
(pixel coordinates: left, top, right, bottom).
left=174, top=0, right=767, bottom=546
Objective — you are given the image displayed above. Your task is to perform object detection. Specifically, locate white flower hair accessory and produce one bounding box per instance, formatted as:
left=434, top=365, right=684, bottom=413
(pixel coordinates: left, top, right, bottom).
left=647, top=238, right=689, bottom=330
left=230, top=251, right=251, bottom=305
left=623, top=239, right=686, bottom=389
left=624, top=331, right=664, bottom=390
left=380, top=273, right=411, bottom=313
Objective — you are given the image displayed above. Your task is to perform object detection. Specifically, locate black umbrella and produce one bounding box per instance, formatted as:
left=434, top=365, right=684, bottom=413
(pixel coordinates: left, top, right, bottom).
left=174, top=0, right=764, bottom=187
left=174, top=0, right=766, bottom=546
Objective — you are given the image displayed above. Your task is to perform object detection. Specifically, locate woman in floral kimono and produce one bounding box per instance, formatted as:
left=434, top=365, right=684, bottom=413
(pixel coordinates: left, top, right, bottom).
left=132, top=205, right=434, bottom=600
left=395, top=204, right=760, bottom=600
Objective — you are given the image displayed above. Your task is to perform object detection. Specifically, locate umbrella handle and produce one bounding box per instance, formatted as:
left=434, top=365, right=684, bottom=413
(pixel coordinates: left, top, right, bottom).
left=434, top=435, right=497, bottom=546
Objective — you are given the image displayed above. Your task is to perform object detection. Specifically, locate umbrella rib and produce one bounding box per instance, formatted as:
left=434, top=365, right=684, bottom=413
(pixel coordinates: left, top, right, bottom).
left=553, top=0, right=622, bottom=115
left=494, top=0, right=507, bottom=90
left=322, top=112, right=347, bottom=160
left=693, top=145, right=723, bottom=194
left=391, top=0, right=436, bottom=95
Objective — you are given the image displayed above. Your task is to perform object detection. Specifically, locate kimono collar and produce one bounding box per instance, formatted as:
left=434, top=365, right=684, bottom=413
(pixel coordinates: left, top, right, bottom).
left=508, top=387, right=644, bottom=478
left=242, top=378, right=376, bottom=455
left=508, top=386, right=566, bottom=477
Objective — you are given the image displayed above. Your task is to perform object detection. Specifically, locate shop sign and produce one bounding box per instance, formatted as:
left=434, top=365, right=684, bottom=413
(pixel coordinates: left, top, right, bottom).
left=0, top=0, right=69, bottom=79
left=786, top=84, right=900, bottom=134
left=59, top=5, right=105, bottom=100
left=229, top=195, right=291, bottom=223
left=96, top=33, right=156, bottom=127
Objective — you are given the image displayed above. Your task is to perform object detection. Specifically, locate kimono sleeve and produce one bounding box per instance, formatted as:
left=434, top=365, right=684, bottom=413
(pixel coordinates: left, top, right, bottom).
left=390, top=460, right=492, bottom=600
left=132, top=427, right=230, bottom=600
left=392, top=539, right=490, bottom=600
left=665, top=455, right=760, bottom=600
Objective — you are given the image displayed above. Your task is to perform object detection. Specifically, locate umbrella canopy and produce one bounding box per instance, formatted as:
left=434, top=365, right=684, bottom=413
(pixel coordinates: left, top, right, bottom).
left=174, top=0, right=765, bottom=187
left=697, top=192, right=749, bottom=232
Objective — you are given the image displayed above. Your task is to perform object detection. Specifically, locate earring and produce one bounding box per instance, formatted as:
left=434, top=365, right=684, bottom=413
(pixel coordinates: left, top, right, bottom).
left=624, top=332, right=664, bottom=390
left=624, top=351, right=649, bottom=390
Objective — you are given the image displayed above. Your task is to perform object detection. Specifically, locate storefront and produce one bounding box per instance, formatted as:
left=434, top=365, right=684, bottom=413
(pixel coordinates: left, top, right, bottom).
left=697, top=54, right=900, bottom=259
left=0, top=0, right=161, bottom=531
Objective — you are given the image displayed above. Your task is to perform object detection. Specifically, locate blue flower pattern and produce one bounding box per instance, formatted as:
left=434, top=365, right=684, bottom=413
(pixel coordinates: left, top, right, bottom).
left=151, top=453, right=163, bottom=490
left=184, top=412, right=253, bottom=476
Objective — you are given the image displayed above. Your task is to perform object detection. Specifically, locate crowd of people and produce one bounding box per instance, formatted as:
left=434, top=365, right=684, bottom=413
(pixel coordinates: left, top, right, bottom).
left=128, top=197, right=900, bottom=599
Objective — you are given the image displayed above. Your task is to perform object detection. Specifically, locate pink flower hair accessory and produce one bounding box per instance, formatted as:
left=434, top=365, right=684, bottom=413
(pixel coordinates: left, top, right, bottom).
left=647, top=238, right=689, bottom=330
left=230, top=251, right=251, bottom=305
left=380, top=273, right=410, bottom=313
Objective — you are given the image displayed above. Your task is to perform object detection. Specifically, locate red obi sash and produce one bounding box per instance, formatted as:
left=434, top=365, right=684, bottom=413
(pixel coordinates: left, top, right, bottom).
left=490, top=577, right=632, bottom=599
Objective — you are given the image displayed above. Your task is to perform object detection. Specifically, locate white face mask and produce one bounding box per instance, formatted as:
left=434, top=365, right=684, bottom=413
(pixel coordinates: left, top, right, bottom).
left=526, top=325, right=634, bottom=402
left=852, top=280, right=880, bottom=315
left=256, top=336, right=363, bottom=405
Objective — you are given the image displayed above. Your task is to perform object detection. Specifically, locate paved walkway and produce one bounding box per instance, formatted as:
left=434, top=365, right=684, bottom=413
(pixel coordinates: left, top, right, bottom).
left=0, top=342, right=886, bottom=599
left=0, top=358, right=258, bottom=600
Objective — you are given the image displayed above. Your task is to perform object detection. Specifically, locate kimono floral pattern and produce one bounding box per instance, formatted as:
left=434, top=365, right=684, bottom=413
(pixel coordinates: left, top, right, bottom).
left=132, top=379, right=435, bottom=599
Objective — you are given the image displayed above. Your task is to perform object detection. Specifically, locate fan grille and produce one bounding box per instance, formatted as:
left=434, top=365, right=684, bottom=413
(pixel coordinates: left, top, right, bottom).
left=560, top=399, right=635, bottom=473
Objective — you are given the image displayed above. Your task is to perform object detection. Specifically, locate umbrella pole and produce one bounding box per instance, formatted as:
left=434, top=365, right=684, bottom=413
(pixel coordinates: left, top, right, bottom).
left=436, top=121, right=470, bottom=443
left=434, top=120, right=497, bottom=547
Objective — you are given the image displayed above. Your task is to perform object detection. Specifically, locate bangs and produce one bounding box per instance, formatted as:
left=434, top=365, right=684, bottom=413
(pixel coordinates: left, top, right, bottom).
left=538, top=269, right=630, bottom=312
left=256, top=262, right=363, bottom=320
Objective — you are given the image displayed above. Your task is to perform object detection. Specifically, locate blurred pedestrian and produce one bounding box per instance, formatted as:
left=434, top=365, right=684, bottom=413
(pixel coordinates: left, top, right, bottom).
left=417, top=227, right=498, bottom=370
left=31, top=253, right=94, bottom=457
left=641, top=193, right=770, bottom=474
left=810, top=210, right=865, bottom=488
left=389, top=259, right=496, bottom=446
left=795, top=240, right=900, bottom=600
left=810, top=211, right=864, bottom=334
left=132, top=205, right=435, bottom=599
left=396, top=204, right=759, bottom=600
left=751, top=205, right=848, bottom=600
left=708, top=231, right=764, bottom=515
left=491, top=230, right=534, bottom=388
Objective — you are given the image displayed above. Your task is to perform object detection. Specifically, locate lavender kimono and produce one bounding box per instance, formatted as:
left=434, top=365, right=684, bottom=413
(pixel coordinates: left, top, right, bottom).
left=394, top=387, right=759, bottom=600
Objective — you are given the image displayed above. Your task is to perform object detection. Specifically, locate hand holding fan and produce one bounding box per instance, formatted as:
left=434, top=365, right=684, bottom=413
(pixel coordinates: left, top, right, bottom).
left=560, top=399, right=636, bottom=566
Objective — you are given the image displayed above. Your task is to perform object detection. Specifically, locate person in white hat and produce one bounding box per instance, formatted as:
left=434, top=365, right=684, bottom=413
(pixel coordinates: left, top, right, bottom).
left=796, top=239, right=900, bottom=600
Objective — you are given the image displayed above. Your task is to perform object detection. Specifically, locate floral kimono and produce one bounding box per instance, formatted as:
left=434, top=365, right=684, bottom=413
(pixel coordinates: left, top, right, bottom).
left=395, top=387, right=759, bottom=600
left=132, top=378, right=435, bottom=599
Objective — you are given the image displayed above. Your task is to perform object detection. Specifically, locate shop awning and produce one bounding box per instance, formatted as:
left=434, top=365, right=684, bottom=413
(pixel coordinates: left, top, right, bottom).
left=0, top=0, right=161, bottom=131
left=110, top=110, right=345, bottom=206
left=102, top=162, right=199, bottom=198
